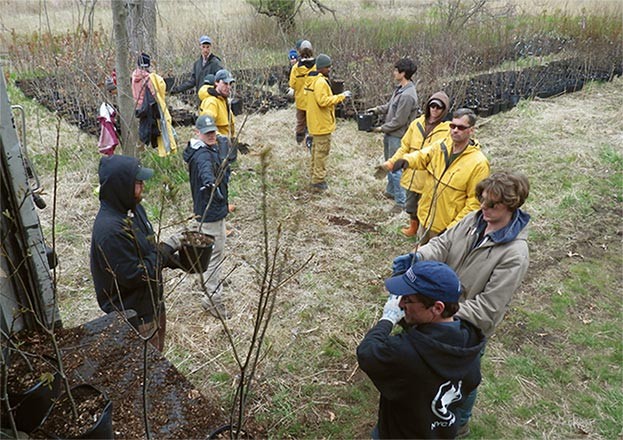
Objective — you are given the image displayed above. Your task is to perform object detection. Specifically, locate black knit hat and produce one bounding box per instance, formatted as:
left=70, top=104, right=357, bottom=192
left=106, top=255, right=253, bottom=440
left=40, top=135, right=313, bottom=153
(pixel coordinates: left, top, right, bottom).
left=138, top=53, right=151, bottom=68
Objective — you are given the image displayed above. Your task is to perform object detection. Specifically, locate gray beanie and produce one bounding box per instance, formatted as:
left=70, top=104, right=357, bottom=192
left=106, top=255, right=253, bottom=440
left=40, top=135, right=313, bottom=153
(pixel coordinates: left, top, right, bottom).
left=315, top=53, right=332, bottom=69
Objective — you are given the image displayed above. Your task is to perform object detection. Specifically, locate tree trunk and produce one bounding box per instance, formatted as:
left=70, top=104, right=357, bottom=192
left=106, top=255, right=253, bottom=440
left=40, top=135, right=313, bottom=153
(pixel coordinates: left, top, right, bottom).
left=111, top=0, right=138, bottom=157
left=127, top=0, right=157, bottom=59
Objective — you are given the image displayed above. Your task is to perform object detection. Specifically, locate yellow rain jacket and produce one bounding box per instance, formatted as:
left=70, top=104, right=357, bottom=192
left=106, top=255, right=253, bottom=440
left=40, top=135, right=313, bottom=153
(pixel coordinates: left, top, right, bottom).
left=289, top=59, right=316, bottom=110
left=197, top=84, right=214, bottom=102
left=403, top=139, right=490, bottom=234
left=149, top=72, right=177, bottom=157
left=388, top=91, right=451, bottom=192
left=304, top=72, right=345, bottom=136
left=199, top=90, right=235, bottom=137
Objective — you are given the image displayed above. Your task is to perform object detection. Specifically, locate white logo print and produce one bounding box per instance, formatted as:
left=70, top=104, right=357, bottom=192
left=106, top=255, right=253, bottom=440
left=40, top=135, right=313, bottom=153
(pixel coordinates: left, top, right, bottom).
left=430, top=380, right=462, bottom=430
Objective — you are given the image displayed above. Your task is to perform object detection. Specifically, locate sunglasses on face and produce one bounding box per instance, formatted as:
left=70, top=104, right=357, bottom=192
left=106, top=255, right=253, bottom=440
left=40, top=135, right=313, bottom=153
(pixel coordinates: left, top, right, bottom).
left=478, top=196, right=501, bottom=209
left=429, top=103, right=444, bottom=110
left=449, top=123, right=471, bottom=131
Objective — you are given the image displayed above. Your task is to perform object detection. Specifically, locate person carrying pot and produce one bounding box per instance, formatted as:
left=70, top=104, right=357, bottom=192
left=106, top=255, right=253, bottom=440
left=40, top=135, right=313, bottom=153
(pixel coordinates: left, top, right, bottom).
left=170, top=35, right=224, bottom=103
left=287, top=40, right=315, bottom=147
left=391, top=171, right=531, bottom=438
left=386, top=108, right=490, bottom=244
left=385, top=92, right=451, bottom=236
left=303, top=53, right=352, bottom=192
left=357, top=261, right=485, bottom=439
left=90, top=155, right=181, bottom=352
left=366, top=58, right=419, bottom=214
left=164, top=115, right=237, bottom=319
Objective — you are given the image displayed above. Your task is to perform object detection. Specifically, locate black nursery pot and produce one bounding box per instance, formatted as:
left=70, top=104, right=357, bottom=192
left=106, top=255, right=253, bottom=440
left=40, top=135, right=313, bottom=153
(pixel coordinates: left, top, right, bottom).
left=40, top=384, right=113, bottom=440
left=357, top=113, right=374, bottom=132
left=179, top=231, right=215, bottom=274
left=330, top=79, right=344, bottom=95
left=3, top=354, right=62, bottom=434
left=230, top=98, right=243, bottom=116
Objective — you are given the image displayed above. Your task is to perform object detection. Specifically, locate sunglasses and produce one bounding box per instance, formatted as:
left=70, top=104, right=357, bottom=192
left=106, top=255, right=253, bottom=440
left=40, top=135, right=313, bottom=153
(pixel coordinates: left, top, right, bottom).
left=429, top=103, right=444, bottom=110
left=478, top=196, right=501, bottom=209
left=449, top=123, right=472, bottom=131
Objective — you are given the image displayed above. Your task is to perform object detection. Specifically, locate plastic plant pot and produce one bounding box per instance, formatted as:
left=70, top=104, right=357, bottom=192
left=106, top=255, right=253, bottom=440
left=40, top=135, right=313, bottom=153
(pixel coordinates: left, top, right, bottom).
left=230, top=98, right=243, bottom=116
left=179, top=230, right=215, bottom=274
left=357, top=113, right=374, bottom=132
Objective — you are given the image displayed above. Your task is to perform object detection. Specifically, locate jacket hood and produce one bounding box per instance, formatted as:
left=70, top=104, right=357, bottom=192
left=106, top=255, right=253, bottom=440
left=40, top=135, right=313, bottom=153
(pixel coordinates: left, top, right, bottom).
left=482, top=208, right=530, bottom=244
left=299, top=58, right=315, bottom=69
left=425, top=91, right=450, bottom=123
left=409, top=320, right=486, bottom=380
left=132, top=68, right=150, bottom=84
left=98, top=155, right=140, bottom=213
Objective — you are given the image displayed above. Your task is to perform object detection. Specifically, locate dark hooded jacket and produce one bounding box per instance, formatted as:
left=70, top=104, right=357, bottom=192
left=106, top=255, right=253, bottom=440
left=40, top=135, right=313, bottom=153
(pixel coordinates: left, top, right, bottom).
left=90, top=155, right=162, bottom=322
left=183, top=135, right=236, bottom=223
left=172, top=53, right=224, bottom=97
left=357, top=318, right=485, bottom=439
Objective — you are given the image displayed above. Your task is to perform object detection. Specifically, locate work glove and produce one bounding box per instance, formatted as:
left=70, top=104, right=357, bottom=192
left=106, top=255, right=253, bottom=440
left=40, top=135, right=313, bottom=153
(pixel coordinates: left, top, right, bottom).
left=392, top=252, right=420, bottom=275
left=286, top=87, right=295, bottom=97
left=373, top=162, right=389, bottom=180
left=342, top=90, right=352, bottom=99
left=366, top=107, right=377, bottom=114
left=372, top=126, right=383, bottom=133
left=392, top=159, right=409, bottom=170
left=157, top=243, right=182, bottom=269
left=202, top=183, right=225, bottom=201
left=381, top=294, right=405, bottom=325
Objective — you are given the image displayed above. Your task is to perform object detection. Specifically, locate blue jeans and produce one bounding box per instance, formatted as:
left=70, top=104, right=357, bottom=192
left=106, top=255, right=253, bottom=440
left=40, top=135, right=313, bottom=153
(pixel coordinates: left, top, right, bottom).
left=455, top=345, right=486, bottom=426
left=383, top=135, right=406, bottom=206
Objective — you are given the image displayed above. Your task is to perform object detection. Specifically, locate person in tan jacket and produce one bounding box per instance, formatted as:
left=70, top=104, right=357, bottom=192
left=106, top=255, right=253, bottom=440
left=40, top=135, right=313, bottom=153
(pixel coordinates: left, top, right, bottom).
left=392, top=171, right=531, bottom=437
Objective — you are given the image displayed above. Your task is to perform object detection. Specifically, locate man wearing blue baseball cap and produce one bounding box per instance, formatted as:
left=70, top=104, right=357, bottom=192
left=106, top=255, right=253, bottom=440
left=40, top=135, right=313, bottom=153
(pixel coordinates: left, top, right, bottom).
left=357, top=261, right=485, bottom=439
left=170, top=34, right=224, bottom=100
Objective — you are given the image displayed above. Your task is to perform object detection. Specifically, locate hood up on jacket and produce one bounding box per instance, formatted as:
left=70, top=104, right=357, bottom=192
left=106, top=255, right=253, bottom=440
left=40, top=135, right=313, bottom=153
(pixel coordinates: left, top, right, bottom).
left=424, top=91, right=450, bottom=123
left=409, top=319, right=486, bottom=380
left=99, top=155, right=140, bottom=214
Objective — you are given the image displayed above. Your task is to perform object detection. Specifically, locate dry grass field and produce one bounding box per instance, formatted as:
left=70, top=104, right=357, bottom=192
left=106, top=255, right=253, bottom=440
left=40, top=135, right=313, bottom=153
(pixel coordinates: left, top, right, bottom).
left=2, top=0, right=622, bottom=438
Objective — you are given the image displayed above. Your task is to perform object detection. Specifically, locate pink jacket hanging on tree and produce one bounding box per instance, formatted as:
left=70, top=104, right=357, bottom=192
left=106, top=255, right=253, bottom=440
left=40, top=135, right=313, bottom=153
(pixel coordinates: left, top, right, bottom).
left=97, top=102, right=119, bottom=156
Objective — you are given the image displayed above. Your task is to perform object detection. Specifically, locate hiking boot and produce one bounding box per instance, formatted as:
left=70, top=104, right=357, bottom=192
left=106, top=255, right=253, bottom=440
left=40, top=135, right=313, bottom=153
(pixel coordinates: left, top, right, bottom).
left=310, top=182, right=328, bottom=191
left=456, top=423, right=470, bottom=439
left=201, top=296, right=231, bottom=319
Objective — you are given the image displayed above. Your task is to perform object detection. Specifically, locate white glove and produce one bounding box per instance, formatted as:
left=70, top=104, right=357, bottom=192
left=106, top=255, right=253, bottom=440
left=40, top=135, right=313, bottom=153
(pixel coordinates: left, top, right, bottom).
left=381, top=294, right=404, bottom=325
left=366, top=107, right=377, bottom=114
left=342, top=90, right=352, bottom=99
left=286, top=87, right=294, bottom=97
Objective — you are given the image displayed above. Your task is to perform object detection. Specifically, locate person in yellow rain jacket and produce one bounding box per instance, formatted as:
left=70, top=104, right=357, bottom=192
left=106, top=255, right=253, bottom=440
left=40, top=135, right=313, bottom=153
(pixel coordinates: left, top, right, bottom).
left=287, top=40, right=315, bottom=145
left=199, top=69, right=235, bottom=138
left=386, top=91, right=451, bottom=237
left=303, top=54, right=352, bottom=191
left=132, top=53, right=177, bottom=157
left=389, top=108, right=490, bottom=243
left=197, top=73, right=215, bottom=103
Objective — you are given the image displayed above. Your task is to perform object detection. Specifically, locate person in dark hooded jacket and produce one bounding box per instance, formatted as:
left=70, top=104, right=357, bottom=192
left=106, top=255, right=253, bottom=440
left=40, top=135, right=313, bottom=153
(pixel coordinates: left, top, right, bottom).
left=391, top=171, right=531, bottom=437
left=164, top=114, right=236, bottom=318
left=357, top=261, right=485, bottom=439
left=90, top=155, right=179, bottom=351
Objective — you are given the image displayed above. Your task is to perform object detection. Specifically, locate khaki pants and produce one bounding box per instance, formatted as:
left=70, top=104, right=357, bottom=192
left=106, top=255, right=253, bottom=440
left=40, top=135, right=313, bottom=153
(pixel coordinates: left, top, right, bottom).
left=310, top=134, right=331, bottom=184
left=295, top=109, right=307, bottom=141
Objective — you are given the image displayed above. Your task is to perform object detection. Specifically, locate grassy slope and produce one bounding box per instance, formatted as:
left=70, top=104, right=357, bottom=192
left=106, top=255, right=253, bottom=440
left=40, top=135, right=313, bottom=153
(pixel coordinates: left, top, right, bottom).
left=12, top=74, right=621, bottom=438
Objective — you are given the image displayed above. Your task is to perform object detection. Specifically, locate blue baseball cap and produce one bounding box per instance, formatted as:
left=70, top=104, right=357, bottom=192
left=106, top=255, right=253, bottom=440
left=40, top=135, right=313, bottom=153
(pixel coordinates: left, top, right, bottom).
left=199, top=35, right=212, bottom=45
left=215, top=69, right=235, bottom=84
left=135, top=164, right=154, bottom=181
left=384, top=261, right=462, bottom=302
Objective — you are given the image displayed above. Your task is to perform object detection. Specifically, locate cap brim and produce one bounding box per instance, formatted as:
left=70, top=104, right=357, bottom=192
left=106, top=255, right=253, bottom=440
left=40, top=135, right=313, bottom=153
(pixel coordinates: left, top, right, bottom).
left=384, top=275, right=417, bottom=296
left=135, top=166, right=154, bottom=181
left=199, top=126, right=217, bottom=134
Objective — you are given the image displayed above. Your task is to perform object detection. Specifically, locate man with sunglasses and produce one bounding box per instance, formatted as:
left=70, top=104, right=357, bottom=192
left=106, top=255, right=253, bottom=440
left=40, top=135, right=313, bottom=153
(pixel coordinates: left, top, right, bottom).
left=357, top=261, right=486, bottom=439
left=390, top=108, right=489, bottom=244
left=391, top=171, right=531, bottom=437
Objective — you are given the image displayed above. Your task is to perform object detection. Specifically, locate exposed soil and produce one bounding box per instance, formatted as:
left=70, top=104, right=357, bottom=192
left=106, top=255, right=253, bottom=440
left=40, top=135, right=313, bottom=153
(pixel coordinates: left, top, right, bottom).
left=6, top=313, right=224, bottom=438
